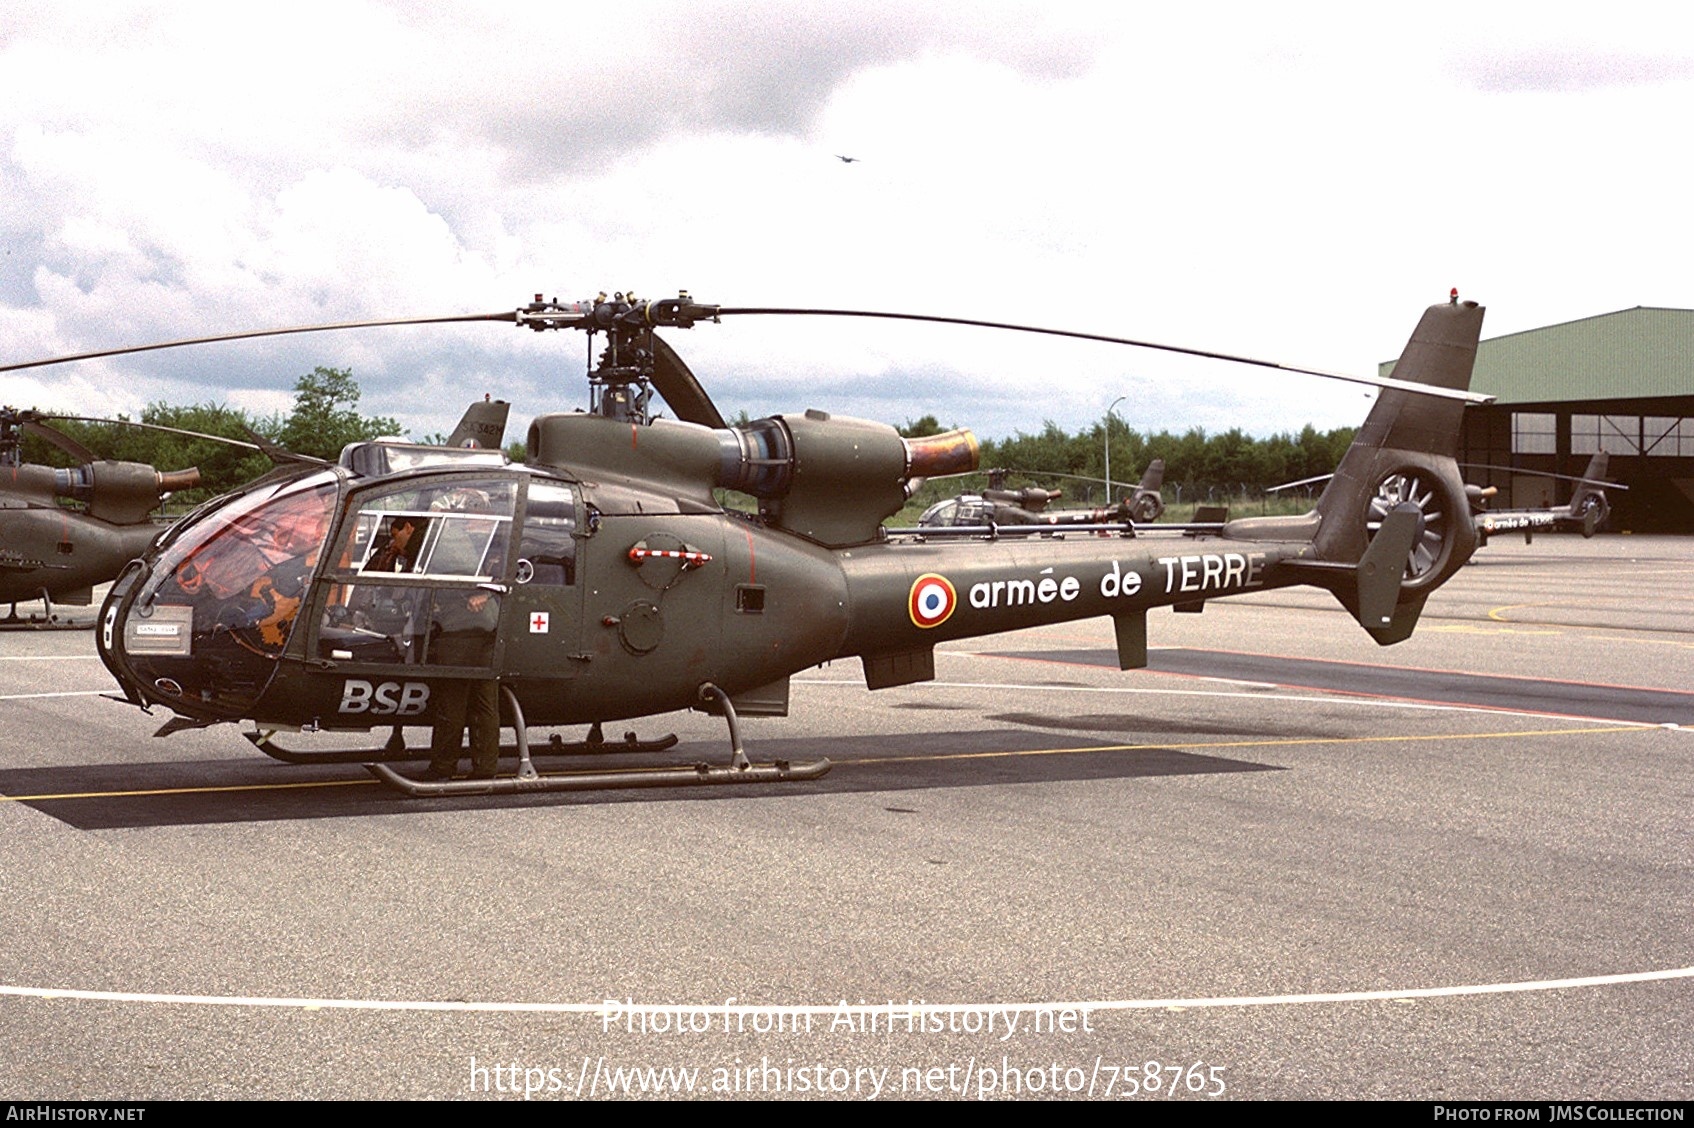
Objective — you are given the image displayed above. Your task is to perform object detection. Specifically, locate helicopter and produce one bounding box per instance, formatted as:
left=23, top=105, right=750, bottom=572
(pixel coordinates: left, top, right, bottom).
left=1470, top=450, right=1616, bottom=544
left=0, top=406, right=204, bottom=627
left=9, top=290, right=1492, bottom=796
left=915, top=460, right=1166, bottom=529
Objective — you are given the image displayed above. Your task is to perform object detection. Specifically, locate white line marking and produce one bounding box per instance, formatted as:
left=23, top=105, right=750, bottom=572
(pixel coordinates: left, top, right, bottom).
left=0, top=655, right=105, bottom=661
left=0, top=691, right=109, bottom=701
left=1, top=966, right=1688, bottom=1014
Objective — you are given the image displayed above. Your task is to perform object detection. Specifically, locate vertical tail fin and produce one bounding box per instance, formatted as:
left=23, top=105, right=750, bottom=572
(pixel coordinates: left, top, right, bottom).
left=1312, top=298, right=1486, bottom=643
left=446, top=398, right=510, bottom=450
left=1568, top=450, right=1610, bottom=535
left=1128, top=458, right=1166, bottom=521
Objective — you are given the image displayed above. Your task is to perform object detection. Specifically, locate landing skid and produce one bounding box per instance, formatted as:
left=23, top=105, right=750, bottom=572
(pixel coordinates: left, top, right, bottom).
left=368, top=683, right=831, bottom=796
left=1, top=594, right=91, bottom=631
left=247, top=720, right=681, bottom=765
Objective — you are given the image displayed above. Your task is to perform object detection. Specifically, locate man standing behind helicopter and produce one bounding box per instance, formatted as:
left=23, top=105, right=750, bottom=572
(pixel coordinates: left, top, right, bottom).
left=421, top=588, right=500, bottom=779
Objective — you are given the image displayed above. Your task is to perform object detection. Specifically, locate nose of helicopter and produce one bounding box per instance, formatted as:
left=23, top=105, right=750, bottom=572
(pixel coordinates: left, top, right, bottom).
left=98, top=470, right=340, bottom=721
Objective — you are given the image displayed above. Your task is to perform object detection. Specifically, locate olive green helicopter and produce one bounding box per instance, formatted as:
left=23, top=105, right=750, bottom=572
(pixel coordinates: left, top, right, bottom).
left=0, top=406, right=206, bottom=627
left=7, top=291, right=1493, bottom=795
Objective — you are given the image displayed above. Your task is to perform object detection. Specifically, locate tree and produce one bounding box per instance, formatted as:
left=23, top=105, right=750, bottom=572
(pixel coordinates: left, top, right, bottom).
left=898, top=414, right=947, bottom=438
left=277, top=368, right=402, bottom=461
left=140, top=402, right=274, bottom=498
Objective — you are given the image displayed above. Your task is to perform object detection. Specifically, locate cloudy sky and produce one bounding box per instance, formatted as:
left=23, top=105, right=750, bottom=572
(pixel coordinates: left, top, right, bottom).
left=3, top=2, right=1692, bottom=448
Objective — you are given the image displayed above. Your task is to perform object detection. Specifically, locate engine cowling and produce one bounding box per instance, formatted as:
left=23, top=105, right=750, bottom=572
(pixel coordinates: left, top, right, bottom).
left=528, top=410, right=978, bottom=547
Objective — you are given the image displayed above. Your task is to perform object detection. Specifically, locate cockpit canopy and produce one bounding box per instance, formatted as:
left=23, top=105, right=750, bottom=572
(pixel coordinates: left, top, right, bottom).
left=917, top=495, right=993, bottom=527
left=103, top=464, right=579, bottom=722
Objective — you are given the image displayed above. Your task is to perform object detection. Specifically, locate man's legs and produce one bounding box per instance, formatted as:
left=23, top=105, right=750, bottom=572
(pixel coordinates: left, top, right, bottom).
left=427, top=679, right=471, bottom=777
left=467, top=680, right=501, bottom=777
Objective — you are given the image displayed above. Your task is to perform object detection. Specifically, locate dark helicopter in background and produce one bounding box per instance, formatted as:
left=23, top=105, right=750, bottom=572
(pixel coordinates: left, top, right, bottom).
left=1470, top=450, right=1617, bottom=544
left=9, top=291, right=1493, bottom=796
left=916, top=460, right=1166, bottom=529
left=0, top=406, right=203, bottom=626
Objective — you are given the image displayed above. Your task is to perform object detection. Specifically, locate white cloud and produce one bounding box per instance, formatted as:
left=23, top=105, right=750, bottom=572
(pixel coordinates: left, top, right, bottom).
left=3, top=1, right=1692, bottom=444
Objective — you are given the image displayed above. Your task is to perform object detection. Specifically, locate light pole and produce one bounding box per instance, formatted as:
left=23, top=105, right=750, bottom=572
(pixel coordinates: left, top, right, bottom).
left=1104, top=395, right=1126, bottom=504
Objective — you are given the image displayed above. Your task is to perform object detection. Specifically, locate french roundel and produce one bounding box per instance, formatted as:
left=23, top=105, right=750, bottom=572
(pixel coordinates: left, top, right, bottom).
left=908, top=573, right=957, bottom=629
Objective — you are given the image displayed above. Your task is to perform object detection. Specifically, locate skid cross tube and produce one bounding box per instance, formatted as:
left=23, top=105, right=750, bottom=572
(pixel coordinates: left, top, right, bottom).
left=366, top=682, right=830, bottom=795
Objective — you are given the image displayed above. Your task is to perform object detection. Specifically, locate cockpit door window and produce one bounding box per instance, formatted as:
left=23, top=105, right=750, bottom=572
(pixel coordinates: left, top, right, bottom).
left=315, top=477, right=517, bottom=672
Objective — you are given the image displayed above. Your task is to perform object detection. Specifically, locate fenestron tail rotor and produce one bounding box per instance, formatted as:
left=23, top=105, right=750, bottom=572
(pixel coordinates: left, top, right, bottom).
left=1366, top=470, right=1451, bottom=582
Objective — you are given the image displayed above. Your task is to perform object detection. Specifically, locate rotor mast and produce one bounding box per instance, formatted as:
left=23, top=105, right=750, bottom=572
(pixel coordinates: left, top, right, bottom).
left=517, top=291, right=721, bottom=424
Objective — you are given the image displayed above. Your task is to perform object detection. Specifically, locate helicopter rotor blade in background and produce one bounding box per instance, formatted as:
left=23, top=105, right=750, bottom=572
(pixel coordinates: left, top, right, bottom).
left=43, top=415, right=263, bottom=453
left=0, top=311, right=520, bottom=375
left=20, top=419, right=96, bottom=464
left=1456, top=462, right=1629, bottom=491
left=243, top=426, right=329, bottom=467
left=1268, top=473, right=1336, bottom=493
left=650, top=333, right=726, bottom=430
left=714, top=306, right=1494, bottom=405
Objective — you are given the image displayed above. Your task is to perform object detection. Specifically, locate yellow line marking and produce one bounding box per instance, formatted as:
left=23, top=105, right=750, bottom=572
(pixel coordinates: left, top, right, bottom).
left=1460, top=608, right=1694, bottom=648
left=1582, top=635, right=1694, bottom=650
left=0, top=778, right=376, bottom=803
left=1425, top=624, right=1563, bottom=636
left=1488, top=601, right=1571, bottom=621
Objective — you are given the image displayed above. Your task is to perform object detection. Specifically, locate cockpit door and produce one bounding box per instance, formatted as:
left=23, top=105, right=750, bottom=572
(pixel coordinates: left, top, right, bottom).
left=311, top=476, right=516, bottom=677
left=499, top=479, right=585, bottom=681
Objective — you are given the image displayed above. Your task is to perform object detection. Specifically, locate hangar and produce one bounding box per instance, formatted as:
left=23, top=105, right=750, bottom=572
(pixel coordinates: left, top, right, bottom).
left=1386, top=306, right=1694, bottom=533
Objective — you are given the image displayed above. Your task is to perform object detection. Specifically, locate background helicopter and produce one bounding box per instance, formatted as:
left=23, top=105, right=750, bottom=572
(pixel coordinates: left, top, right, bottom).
left=915, top=461, right=1166, bottom=529
left=11, top=291, right=1493, bottom=796
left=0, top=406, right=205, bottom=626
left=1469, top=450, right=1618, bottom=544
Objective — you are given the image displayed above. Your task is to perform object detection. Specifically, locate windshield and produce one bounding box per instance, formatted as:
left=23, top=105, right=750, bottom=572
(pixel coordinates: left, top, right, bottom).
left=116, top=470, right=340, bottom=716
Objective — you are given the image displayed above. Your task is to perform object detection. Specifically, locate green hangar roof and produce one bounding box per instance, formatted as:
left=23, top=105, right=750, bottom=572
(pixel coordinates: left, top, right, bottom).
left=1383, top=306, right=1694, bottom=405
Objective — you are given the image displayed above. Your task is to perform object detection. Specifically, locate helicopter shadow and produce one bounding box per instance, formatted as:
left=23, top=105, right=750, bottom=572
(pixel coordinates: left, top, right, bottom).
left=2, top=727, right=1282, bottom=831
left=993, top=646, right=1694, bottom=724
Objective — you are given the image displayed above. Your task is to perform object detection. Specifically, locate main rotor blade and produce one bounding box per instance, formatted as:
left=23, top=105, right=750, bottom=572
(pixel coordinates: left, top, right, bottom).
left=0, top=311, right=519, bottom=374
left=1268, top=473, right=1335, bottom=492
left=651, top=332, right=726, bottom=430
left=21, top=419, right=95, bottom=464
left=715, top=306, right=1494, bottom=404
left=998, top=467, right=1114, bottom=487
left=1457, top=462, right=1629, bottom=491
